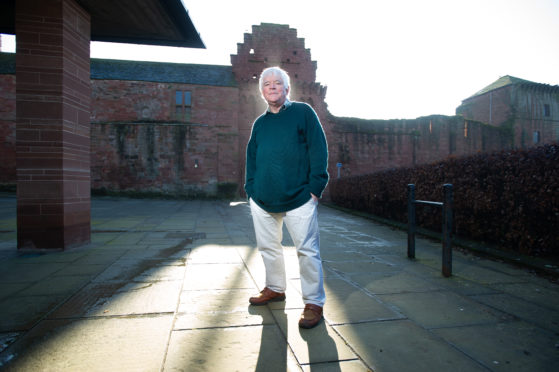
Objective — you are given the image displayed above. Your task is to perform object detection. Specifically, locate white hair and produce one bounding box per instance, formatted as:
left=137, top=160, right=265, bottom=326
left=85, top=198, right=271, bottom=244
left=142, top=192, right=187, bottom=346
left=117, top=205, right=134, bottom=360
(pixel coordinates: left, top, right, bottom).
left=259, top=66, right=291, bottom=99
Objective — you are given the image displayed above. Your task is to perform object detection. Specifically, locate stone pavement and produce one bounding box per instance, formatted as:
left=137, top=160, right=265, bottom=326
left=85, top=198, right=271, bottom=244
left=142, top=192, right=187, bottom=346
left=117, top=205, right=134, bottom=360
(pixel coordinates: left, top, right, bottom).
left=0, top=194, right=558, bottom=371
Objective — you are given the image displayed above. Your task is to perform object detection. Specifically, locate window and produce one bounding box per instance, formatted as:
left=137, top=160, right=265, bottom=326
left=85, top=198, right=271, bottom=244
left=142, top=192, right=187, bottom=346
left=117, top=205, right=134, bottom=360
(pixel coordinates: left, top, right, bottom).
left=544, top=104, right=551, bottom=117
left=533, top=131, right=540, bottom=144
left=175, top=90, right=191, bottom=121
left=464, top=121, right=468, bottom=138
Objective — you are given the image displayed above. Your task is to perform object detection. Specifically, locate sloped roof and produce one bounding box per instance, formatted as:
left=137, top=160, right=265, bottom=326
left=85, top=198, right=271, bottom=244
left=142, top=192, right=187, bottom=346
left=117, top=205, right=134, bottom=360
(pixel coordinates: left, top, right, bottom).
left=468, top=75, right=548, bottom=98
left=90, top=58, right=236, bottom=87
left=0, top=53, right=236, bottom=87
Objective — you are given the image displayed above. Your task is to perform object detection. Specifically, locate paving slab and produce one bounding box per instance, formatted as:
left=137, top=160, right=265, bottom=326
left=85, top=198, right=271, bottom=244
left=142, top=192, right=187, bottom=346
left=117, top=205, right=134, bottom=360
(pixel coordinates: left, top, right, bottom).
left=433, top=320, right=559, bottom=372
left=365, top=253, right=415, bottom=266
left=90, top=232, right=122, bottom=244
left=0, top=196, right=558, bottom=371
left=334, top=320, right=487, bottom=372
left=451, top=262, right=525, bottom=285
left=0, top=283, right=29, bottom=301
left=471, top=292, right=559, bottom=333
left=301, top=360, right=372, bottom=372
left=47, top=283, right=122, bottom=319
left=82, top=280, right=183, bottom=316
left=377, top=290, right=510, bottom=329
left=72, top=250, right=126, bottom=265
left=420, top=272, right=501, bottom=296
left=271, top=308, right=357, bottom=365
left=52, top=263, right=108, bottom=277
left=182, top=263, right=255, bottom=291
left=175, top=305, right=275, bottom=329
left=164, top=325, right=300, bottom=372
left=2, top=316, right=173, bottom=372
left=324, top=260, right=398, bottom=275
left=321, top=249, right=373, bottom=262
left=0, top=262, right=66, bottom=283
left=18, top=275, right=91, bottom=297
left=475, top=258, right=535, bottom=278
left=133, top=262, right=186, bottom=282
left=178, top=288, right=257, bottom=314
left=322, top=277, right=402, bottom=324
left=348, top=271, right=440, bottom=295
left=0, top=295, right=68, bottom=332
left=7, top=250, right=88, bottom=264
left=187, top=243, right=244, bottom=264
left=488, top=281, right=559, bottom=309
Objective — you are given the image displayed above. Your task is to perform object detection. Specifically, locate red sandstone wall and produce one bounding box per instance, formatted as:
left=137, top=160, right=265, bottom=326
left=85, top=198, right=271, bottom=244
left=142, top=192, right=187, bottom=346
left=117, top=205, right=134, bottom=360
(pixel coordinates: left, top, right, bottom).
left=457, top=84, right=559, bottom=148
left=457, top=87, right=513, bottom=127
left=15, top=0, right=92, bottom=249
left=90, top=80, right=239, bottom=195
left=510, top=86, right=559, bottom=147
left=0, top=75, right=15, bottom=184
left=329, top=115, right=507, bottom=178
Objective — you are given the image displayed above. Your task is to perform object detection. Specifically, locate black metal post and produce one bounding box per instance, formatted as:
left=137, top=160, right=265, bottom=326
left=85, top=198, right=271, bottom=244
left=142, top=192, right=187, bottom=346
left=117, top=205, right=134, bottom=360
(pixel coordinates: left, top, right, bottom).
left=442, top=184, right=453, bottom=277
left=407, top=184, right=416, bottom=259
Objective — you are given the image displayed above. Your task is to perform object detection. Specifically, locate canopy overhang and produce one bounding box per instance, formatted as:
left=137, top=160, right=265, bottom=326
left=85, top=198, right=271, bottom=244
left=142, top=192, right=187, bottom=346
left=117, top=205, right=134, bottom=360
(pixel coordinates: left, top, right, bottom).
left=0, top=0, right=205, bottom=48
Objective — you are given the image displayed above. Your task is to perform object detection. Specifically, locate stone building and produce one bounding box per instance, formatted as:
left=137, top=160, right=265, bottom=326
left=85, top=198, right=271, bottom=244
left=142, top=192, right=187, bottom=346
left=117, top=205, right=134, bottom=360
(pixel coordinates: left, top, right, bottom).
left=456, top=75, right=559, bottom=148
left=2, top=23, right=558, bottom=200
left=88, top=59, right=240, bottom=196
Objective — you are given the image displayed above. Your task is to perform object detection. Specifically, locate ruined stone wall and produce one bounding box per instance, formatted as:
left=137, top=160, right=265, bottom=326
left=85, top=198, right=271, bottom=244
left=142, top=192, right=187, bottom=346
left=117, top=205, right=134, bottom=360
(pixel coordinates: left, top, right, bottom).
left=329, top=115, right=508, bottom=178
left=90, top=80, right=240, bottom=195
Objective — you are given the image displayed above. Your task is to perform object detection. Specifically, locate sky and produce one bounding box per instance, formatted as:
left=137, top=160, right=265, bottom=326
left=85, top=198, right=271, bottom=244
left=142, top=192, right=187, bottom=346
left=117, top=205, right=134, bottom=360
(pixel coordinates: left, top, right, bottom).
left=2, top=0, right=558, bottom=120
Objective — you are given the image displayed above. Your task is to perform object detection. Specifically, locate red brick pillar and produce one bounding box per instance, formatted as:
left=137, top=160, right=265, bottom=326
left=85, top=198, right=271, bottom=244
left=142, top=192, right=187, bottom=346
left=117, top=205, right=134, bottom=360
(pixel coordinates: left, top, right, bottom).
left=15, top=0, right=91, bottom=250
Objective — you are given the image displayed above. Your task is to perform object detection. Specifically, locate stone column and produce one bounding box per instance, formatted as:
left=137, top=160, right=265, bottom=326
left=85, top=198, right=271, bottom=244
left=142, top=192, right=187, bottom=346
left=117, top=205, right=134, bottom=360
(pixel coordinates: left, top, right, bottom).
left=15, top=0, right=91, bottom=250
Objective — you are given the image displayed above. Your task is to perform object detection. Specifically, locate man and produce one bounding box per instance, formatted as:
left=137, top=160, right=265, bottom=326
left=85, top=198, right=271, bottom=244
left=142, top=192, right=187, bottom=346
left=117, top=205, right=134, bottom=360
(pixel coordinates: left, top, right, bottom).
left=245, top=66, right=329, bottom=329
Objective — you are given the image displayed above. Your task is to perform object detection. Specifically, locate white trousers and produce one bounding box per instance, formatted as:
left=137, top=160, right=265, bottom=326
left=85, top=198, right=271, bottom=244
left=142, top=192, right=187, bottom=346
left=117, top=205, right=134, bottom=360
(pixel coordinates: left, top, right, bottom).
left=250, top=198, right=325, bottom=307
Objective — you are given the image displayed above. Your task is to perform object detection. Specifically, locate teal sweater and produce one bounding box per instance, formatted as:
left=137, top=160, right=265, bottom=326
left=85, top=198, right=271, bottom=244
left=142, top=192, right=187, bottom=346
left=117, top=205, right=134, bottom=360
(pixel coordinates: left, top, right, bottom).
left=245, top=102, right=329, bottom=213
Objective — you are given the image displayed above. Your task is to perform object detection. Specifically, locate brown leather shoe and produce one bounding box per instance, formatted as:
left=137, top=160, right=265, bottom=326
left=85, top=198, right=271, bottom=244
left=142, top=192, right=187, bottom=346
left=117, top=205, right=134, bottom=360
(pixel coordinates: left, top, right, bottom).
left=249, top=287, right=286, bottom=306
left=298, top=303, right=323, bottom=329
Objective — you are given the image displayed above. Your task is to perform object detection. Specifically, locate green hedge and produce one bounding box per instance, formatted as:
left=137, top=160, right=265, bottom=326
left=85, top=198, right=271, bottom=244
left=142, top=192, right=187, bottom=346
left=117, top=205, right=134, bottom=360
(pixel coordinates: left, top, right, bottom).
left=330, top=143, right=559, bottom=257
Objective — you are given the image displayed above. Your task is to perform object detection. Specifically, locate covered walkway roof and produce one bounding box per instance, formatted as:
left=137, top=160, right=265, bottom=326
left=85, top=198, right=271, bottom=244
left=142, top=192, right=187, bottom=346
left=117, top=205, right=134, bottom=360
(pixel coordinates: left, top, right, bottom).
left=0, top=0, right=205, bottom=48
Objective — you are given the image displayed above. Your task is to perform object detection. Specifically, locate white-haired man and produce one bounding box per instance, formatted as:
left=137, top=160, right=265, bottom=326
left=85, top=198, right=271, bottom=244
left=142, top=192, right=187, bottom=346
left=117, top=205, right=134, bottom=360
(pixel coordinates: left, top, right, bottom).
left=245, top=66, right=329, bottom=329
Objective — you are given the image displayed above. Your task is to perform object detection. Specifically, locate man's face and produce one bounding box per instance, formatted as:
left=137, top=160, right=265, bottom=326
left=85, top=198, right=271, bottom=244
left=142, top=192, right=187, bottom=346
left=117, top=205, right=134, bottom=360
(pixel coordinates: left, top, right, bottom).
left=262, top=73, right=289, bottom=106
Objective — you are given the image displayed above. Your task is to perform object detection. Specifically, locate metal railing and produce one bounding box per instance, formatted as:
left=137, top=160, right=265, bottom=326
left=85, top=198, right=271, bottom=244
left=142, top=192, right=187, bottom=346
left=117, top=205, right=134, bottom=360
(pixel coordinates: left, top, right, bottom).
left=407, top=184, right=453, bottom=277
